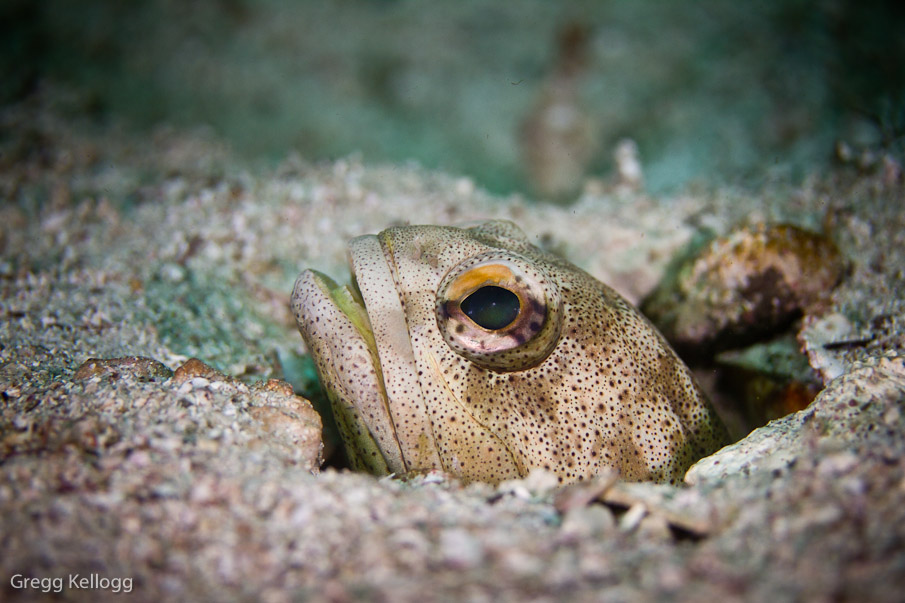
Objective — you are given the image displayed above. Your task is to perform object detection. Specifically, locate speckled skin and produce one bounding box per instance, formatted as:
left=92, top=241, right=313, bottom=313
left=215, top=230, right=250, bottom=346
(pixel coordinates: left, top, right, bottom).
left=292, top=221, right=727, bottom=485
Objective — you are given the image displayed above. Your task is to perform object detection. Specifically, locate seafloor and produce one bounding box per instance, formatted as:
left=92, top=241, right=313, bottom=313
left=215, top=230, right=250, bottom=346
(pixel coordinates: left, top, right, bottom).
left=3, top=2, right=905, bottom=602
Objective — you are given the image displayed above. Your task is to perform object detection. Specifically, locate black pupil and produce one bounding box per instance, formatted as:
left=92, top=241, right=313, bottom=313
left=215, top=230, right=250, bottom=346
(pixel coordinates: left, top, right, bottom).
left=460, top=286, right=520, bottom=330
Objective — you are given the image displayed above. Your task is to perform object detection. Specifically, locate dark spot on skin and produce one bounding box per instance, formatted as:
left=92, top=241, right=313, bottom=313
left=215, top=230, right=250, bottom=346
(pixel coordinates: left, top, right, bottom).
left=530, top=298, right=545, bottom=318
left=443, top=300, right=457, bottom=319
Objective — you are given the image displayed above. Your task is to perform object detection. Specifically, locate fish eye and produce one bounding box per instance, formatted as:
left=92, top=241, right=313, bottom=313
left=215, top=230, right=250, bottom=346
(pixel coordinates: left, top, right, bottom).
left=436, top=251, right=563, bottom=372
left=460, top=285, right=521, bottom=330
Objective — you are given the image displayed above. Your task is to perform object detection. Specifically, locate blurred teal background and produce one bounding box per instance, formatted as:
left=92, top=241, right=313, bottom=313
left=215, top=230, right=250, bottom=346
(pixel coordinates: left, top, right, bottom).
left=2, top=0, right=902, bottom=195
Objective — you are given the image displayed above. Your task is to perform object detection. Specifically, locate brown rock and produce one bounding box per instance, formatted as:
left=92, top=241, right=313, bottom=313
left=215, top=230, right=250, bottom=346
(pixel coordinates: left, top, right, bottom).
left=73, top=356, right=173, bottom=381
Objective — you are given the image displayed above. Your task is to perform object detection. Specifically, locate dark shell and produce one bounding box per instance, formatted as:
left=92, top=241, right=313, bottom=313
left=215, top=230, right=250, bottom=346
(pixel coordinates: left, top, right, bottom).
left=642, top=223, right=845, bottom=355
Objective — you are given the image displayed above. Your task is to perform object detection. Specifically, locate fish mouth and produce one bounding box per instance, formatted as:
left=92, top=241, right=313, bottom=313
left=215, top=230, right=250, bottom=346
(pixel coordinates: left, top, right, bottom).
left=309, top=269, right=375, bottom=347
left=291, top=234, right=415, bottom=475
left=295, top=236, right=391, bottom=365
left=294, top=232, right=444, bottom=476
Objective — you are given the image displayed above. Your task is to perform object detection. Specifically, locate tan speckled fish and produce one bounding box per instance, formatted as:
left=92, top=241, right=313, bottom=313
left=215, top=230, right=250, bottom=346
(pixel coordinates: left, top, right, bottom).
left=291, top=221, right=727, bottom=484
